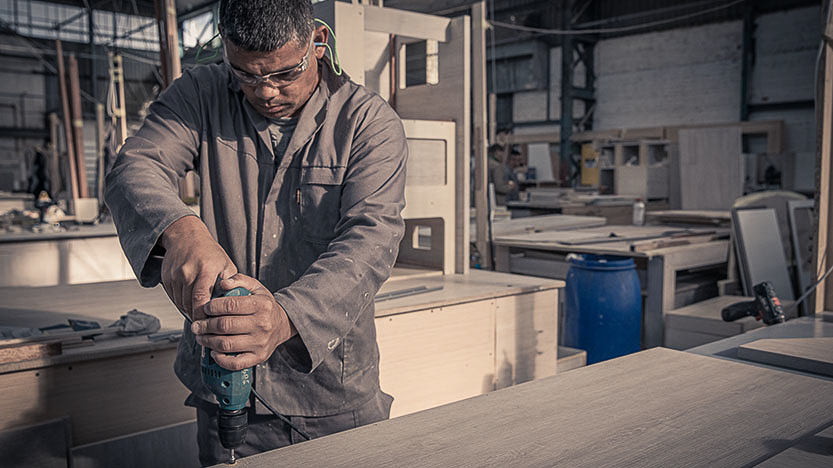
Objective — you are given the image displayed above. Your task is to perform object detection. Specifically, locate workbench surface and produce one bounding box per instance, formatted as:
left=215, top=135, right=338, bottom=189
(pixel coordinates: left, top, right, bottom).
left=213, top=347, right=833, bottom=468
left=0, top=222, right=118, bottom=243
left=0, top=270, right=562, bottom=372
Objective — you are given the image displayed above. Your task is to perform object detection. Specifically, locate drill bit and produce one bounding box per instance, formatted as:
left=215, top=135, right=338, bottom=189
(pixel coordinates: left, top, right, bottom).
left=229, top=449, right=236, bottom=464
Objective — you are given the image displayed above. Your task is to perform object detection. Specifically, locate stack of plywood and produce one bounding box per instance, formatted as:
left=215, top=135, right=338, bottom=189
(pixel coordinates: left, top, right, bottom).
left=664, top=296, right=763, bottom=350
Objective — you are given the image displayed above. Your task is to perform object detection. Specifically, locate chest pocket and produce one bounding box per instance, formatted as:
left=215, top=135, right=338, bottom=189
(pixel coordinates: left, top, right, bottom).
left=300, top=166, right=345, bottom=244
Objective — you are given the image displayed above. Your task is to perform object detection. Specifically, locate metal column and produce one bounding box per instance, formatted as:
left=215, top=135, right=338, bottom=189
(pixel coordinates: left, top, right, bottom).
left=559, top=0, right=596, bottom=185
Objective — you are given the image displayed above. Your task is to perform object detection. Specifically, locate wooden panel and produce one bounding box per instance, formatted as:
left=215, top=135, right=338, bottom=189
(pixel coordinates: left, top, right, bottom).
left=737, top=338, right=833, bottom=377
left=405, top=138, right=447, bottom=185
left=363, top=30, right=391, bottom=100
left=396, top=15, right=470, bottom=274
left=471, top=1, right=489, bottom=270
left=0, top=348, right=192, bottom=446
left=363, top=5, right=449, bottom=41
left=397, top=217, right=446, bottom=271
left=219, top=348, right=833, bottom=468
left=678, top=126, right=743, bottom=210
left=400, top=119, right=455, bottom=275
left=494, top=290, right=558, bottom=389
left=376, top=299, right=495, bottom=417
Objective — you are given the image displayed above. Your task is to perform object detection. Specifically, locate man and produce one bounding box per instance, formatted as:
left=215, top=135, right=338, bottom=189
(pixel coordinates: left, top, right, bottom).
left=488, top=144, right=521, bottom=205
left=104, top=0, right=407, bottom=464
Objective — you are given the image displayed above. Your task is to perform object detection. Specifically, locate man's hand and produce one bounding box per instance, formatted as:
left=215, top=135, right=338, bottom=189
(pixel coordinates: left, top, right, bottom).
left=191, top=273, right=298, bottom=370
left=159, top=216, right=238, bottom=321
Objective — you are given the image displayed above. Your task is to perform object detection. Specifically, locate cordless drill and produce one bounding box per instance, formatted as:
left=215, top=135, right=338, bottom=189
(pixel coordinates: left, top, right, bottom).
left=721, top=281, right=786, bottom=326
left=201, top=287, right=253, bottom=464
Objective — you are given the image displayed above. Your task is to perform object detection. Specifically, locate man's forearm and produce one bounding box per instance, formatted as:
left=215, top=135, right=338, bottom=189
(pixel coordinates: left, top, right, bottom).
left=158, top=214, right=206, bottom=250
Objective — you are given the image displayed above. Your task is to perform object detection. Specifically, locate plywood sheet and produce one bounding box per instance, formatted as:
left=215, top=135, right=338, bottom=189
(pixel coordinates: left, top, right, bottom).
left=219, top=348, right=833, bottom=468
left=678, top=126, right=743, bottom=210
left=490, top=214, right=605, bottom=238
left=737, top=338, right=833, bottom=377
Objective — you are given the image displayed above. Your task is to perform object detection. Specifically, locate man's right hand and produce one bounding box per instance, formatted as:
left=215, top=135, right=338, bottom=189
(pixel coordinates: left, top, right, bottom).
left=158, top=216, right=238, bottom=321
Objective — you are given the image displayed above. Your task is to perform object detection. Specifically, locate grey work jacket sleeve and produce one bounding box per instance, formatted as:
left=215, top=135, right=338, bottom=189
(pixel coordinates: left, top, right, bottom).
left=104, top=72, right=201, bottom=286
left=274, top=104, right=407, bottom=374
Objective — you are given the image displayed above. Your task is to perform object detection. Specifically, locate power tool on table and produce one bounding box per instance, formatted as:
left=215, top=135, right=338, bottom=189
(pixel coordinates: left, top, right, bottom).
left=201, top=286, right=253, bottom=465
left=721, top=281, right=785, bottom=326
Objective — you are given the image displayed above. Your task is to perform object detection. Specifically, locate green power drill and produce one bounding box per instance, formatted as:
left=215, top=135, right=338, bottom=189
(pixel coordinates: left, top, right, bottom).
left=201, top=286, right=253, bottom=464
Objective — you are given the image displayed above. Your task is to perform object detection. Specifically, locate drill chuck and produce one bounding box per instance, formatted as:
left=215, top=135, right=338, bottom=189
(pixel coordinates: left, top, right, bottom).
left=218, top=408, right=249, bottom=450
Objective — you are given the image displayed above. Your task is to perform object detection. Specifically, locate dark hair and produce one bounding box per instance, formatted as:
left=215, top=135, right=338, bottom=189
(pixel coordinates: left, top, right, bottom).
left=487, top=144, right=504, bottom=155
left=219, top=0, right=315, bottom=52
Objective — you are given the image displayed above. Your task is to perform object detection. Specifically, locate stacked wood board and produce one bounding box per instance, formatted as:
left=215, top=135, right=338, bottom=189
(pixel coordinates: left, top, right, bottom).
left=664, top=296, right=763, bottom=350
left=737, top=338, right=833, bottom=377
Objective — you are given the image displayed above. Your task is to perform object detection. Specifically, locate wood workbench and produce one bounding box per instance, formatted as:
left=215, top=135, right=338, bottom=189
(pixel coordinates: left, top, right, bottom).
left=211, top=347, right=833, bottom=468
left=493, top=225, right=730, bottom=348
left=0, top=270, right=562, bottom=451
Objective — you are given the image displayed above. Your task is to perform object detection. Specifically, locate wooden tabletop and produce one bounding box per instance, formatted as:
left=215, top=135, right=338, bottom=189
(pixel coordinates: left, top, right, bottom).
left=214, top=347, right=833, bottom=468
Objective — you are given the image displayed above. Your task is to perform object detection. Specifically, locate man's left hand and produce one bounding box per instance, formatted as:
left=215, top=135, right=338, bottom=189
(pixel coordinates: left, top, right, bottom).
left=192, top=273, right=297, bottom=371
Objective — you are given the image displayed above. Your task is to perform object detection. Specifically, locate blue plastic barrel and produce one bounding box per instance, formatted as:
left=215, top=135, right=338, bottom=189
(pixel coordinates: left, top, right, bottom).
left=563, top=254, right=642, bottom=364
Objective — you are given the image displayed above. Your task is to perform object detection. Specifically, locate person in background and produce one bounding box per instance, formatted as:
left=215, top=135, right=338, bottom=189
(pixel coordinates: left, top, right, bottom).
left=489, top=144, right=522, bottom=205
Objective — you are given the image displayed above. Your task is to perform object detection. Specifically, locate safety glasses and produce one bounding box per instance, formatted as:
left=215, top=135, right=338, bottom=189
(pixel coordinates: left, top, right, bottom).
left=223, top=39, right=315, bottom=87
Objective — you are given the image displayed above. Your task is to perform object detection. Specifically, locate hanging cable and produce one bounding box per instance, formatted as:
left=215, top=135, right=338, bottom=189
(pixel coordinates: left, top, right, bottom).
left=489, top=0, right=744, bottom=36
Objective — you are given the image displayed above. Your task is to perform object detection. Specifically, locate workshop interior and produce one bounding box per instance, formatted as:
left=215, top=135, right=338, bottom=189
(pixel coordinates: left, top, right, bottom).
left=1, top=0, right=833, bottom=467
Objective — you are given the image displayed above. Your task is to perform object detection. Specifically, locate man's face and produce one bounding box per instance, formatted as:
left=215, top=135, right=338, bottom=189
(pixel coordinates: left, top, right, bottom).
left=223, top=26, right=328, bottom=119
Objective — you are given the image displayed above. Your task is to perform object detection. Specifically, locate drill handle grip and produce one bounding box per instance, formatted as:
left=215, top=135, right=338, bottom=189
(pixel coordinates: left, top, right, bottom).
left=721, top=300, right=756, bottom=322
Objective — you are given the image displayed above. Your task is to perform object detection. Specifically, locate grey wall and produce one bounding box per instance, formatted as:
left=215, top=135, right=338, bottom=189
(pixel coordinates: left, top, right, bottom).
left=593, top=20, right=742, bottom=128
left=506, top=5, right=819, bottom=189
